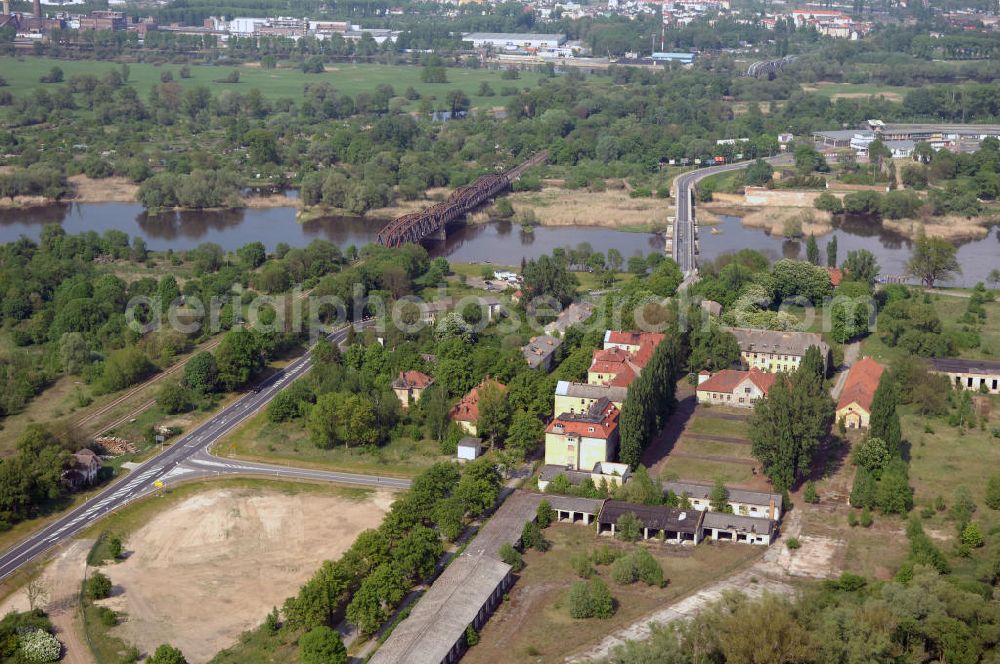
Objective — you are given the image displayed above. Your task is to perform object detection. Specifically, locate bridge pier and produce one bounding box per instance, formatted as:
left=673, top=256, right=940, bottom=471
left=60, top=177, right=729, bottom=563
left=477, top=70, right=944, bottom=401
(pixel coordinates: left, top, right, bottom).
left=429, top=226, right=447, bottom=241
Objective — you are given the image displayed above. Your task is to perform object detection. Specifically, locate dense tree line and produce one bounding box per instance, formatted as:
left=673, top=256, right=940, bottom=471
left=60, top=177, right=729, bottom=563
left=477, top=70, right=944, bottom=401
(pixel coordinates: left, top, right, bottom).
left=618, top=335, right=687, bottom=468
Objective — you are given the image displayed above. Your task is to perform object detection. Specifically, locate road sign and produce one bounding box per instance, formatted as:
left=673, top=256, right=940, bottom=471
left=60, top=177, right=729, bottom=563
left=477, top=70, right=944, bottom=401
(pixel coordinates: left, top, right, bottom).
left=155, top=435, right=165, bottom=443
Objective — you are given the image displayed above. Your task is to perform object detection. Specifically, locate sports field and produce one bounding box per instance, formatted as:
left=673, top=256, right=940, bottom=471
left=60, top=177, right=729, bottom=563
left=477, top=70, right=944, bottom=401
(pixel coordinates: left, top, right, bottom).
left=0, top=55, right=543, bottom=107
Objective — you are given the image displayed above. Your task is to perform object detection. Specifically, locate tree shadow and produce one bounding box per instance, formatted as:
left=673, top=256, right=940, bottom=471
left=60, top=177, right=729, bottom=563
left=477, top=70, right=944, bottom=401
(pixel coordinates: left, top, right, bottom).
left=640, top=387, right=697, bottom=470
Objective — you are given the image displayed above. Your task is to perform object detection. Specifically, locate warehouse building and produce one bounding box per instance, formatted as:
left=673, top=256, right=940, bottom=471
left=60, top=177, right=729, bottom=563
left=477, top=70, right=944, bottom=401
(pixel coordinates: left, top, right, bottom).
left=463, top=32, right=565, bottom=50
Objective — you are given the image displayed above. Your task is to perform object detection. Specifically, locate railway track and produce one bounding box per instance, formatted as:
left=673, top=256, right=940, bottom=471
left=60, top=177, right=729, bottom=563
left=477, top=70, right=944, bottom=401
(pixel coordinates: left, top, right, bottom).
left=377, top=150, right=548, bottom=247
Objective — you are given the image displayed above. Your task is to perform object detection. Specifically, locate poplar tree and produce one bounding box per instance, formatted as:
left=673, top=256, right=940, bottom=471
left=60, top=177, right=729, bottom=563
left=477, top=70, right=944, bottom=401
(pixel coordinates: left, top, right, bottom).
left=869, top=373, right=902, bottom=456
left=826, top=234, right=838, bottom=268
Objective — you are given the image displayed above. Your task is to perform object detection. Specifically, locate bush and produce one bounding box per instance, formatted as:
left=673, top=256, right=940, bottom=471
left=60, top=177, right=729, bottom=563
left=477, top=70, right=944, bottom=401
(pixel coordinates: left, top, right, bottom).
left=499, top=543, right=524, bottom=572
left=97, top=606, right=118, bottom=627
left=614, top=512, right=642, bottom=542
left=299, top=626, right=346, bottom=664
left=568, top=578, right=615, bottom=619
left=847, top=511, right=858, bottom=527
left=19, top=629, right=60, bottom=663
left=592, top=545, right=619, bottom=566
left=571, top=553, right=594, bottom=578
left=803, top=482, right=819, bottom=504
left=612, top=555, right=638, bottom=585
left=961, top=522, right=984, bottom=548
left=86, top=571, right=113, bottom=600
left=814, top=191, right=844, bottom=214
left=986, top=475, right=1000, bottom=510
left=785, top=537, right=801, bottom=550
left=536, top=500, right=554, bottom=528
left=860, top=506, right=874, bottom=528
left=521, top=521, right=548, bottom=551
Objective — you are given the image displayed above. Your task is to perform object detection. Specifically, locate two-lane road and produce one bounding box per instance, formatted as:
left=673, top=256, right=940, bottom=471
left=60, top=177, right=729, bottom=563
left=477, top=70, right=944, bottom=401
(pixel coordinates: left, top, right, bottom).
left=673, top=155, right=792, bottom=281
left=0, top=320, right=391, bottom=582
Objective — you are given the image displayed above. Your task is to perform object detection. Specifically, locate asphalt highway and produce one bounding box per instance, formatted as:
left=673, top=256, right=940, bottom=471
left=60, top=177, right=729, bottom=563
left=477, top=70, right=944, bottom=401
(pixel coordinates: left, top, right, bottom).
left=0, top=319, right=403, bottom=582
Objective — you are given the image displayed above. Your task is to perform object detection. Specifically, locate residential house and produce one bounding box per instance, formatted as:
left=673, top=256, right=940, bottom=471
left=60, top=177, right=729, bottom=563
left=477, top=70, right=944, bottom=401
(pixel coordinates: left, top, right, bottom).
left=553, top=381, right=627, bottom=418
left=662, top=480, right=783, bottom=520
left=725, top=327, right=830, bottom=373
left=696, top=367, right=777, bottom=408
left=391, top=370, right=433, bottom=409
left=597, top=501, right=705, bottom=544
left=449, top=379, right=508, bottom=436
left=826, top=267, right=844, bottom=288
left=62, top=448, right=102, bottom=491
left=544, top=398, right=620, bottom=472
left=537, top=461, right=630, bottom=492
left=522, top=335, right=562, bottom=371
left=836, top=357, right=884, bottom=429
left=929, top=357, right=1000, bottom=395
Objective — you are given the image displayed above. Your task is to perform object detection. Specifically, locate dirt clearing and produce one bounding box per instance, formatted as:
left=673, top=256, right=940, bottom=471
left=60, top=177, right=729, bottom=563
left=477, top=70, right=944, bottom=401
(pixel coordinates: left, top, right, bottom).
left=0, top=540, right=95, bottom=664
left=98, top=486, right=394, bottom=662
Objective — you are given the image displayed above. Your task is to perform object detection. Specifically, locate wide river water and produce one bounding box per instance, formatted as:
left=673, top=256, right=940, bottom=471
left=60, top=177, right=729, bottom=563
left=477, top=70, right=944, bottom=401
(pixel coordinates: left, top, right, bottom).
left=0, top=203, right=996, bottom=286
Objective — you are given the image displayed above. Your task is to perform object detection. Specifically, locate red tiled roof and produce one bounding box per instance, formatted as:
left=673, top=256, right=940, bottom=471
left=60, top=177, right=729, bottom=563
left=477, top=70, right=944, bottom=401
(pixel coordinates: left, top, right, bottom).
left=546, top=403, right=619, bottom=439
left=837, top=357, right=884, bottom=413
left=826, top=267, right=844, bottom=287
left=605, top=331, right=666, bottom=349
left=697, top=367, right=777, bottom=396
left=449, top=379, right=507, bottom=423
left=393, top=370, right=433, bottom=390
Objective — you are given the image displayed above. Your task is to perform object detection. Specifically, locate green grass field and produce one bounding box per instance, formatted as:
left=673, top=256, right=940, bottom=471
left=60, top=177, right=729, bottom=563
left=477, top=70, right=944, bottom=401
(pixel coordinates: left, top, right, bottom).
left=802, top=82, right=917, bottom=101
left=685, top=415, right=750, bottom=439
left=0, top=56, right=543, bottom=109
left=214, top=410, right=447, bottom=477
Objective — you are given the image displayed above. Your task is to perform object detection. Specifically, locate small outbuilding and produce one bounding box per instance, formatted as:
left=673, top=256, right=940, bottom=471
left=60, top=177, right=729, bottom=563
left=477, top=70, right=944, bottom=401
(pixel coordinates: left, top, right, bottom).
left=457, top=437, right=483, bottom=461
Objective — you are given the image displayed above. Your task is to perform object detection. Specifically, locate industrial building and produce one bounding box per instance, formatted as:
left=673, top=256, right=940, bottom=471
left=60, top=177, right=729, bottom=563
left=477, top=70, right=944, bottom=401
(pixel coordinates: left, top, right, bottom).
left=462, top=32, right=566, bottom=50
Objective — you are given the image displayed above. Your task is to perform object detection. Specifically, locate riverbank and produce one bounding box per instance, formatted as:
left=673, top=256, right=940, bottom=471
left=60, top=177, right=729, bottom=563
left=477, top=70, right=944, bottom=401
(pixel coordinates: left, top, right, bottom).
left=701, top=199, right=995, bottom=242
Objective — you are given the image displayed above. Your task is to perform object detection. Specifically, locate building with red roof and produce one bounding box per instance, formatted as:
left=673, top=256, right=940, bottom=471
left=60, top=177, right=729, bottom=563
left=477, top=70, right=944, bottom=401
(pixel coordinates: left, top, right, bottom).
left=836, top=357, right=884, bottom=429
left=826, top=267, right=844, bottom=287
left=544, top=398, right=620, bottom=471
left=587, top=331, right=665, bottom=388
left=392, top=370, right=434, bottom=409
left=696, top=368, right=777, bottom=409
left=449, top=379, right=507, bottom=435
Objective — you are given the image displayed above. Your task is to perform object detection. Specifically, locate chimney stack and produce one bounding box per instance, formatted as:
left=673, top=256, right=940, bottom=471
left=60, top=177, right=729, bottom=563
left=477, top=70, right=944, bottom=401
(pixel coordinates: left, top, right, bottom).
left=2, top=0, right=9, bottom=16
left=33, top=0, right=41, bottom=18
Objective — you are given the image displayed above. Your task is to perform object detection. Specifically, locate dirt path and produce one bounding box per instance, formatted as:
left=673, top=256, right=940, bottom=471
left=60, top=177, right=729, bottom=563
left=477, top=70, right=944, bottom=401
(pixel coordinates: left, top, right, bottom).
left=683, top=433, right=752, bottom=445
left=669, top=451, right=757, bottom=466
left=830, top=340, right=861, bottom=401
left=567, top=510, right=845, bottom=662
left=99, top=487, right=394, bottom=663
left=0, top=540, right=95, bottom=664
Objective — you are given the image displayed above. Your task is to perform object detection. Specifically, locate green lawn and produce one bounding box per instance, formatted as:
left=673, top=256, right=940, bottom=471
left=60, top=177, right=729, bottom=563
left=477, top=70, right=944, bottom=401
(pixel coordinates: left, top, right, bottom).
left=685, top=415, right=749, bottom=439
left=214, top=410, right=448, bottom=477
left=679, top=438, right=754, bottom=459
left=803, top=82, right=917, bottom=100
left=659, top=457, right=756, bottom=485
left=0, top=56, right=542, bottom=109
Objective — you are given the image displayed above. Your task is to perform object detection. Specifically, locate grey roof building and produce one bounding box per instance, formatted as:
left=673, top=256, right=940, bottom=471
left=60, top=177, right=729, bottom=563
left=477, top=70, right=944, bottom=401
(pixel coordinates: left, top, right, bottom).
left=702, top=511, right=776, bottom=544
left=522, top=335, right=562, bottom=371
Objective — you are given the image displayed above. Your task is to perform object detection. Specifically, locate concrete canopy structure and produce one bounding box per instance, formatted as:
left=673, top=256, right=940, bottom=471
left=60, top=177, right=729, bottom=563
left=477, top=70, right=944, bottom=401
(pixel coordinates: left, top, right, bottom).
left=368, top=554, right=512, bottom=664
left=702, top=511, right=776, bottom=545
left=929, top=357, right=1000, bottom=394
left=662, top=480, right=783, bottom=520
left=597, top=500, right=704, bottom=543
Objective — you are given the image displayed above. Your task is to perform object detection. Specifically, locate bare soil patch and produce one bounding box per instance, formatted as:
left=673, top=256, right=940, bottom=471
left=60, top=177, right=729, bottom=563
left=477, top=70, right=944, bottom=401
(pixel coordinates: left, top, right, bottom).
left=68, top=175, right=139, bottom=203
left=98, top=486, right=393, bottom=662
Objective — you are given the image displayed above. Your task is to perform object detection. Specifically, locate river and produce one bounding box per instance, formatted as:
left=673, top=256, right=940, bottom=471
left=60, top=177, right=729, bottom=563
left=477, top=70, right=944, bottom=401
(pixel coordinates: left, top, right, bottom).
left=0, top=203, right=996, bottom=286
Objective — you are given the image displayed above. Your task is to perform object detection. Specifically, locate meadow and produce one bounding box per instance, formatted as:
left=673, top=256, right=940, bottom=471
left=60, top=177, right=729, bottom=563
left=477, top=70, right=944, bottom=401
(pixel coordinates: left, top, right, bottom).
left=0, top=55, right=543, bottom=108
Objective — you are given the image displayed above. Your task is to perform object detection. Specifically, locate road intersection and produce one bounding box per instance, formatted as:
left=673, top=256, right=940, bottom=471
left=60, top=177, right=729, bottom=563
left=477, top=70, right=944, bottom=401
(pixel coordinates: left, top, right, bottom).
left=0, top=319, right=410, bottom=583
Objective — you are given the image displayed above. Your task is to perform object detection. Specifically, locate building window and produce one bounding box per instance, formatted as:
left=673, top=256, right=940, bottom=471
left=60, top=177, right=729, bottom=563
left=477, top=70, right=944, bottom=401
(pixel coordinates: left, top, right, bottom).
left=968, top=377, right=973, bottom=387
left=739, top=398, right=745, bottom=403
